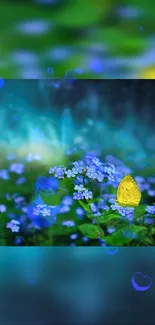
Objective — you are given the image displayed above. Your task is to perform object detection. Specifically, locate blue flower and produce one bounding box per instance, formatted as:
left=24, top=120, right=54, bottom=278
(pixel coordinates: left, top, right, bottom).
left=49, top=166, right=66, bottom=179
left=70, top=233, right=78, bottom=240
left=83, top=189, right=93, bottom=200
left=86, top=165, right=98, bottom=180
left=0, top=204, right=7, bottom=213
left=9, top=163, right=24, bottom=174
left=90, top=203, right=98, bottom=213
left=74, top=175, right=84, bottom=185
left=60, top=205, right=71, bottom=213
left=111, top=202, right=134, bottom=217
left=26, top=153, right=41, bottom=162
left=82, top=236, right=89, bottom=243
left=74, top=184, right=85, bottom=192
left=73, top=192, right=84, bottom=200
left=76, top=207, right=84, bottom=219
left=7, top=153, right=16, bottom=161
left=41, top=207, right=51, bottom=217
left=72, top=161, right=85, bottom=174
left=123, top=230, right=136, bottom=239
left=27, top=201, right=58, bottom=229
left=62, top=220, right=75, bottom=227
left=36, top=176, right=59, bottom=192
left=16, top=177, right=26, bottom=185
left=102, top=164, right=116, bottom=181
left=6, top=220, right=20, bottom=233
left=65, top=169, right=75, bottom=178
left=0, top=169, right=9, bottom=180
left=145, top=204, right=155, bottom=215
left=147, top=176, right=155, bottom=184
left=145, top=217, right=154, bottom=224
left=107, top=227, right=116, bottom=234
left=15, top=236, right=23, bottom=245
left=147, top=190, right=155, bottom=197
left=97, top=172, right=104, bottom=182
left=62, top=195, right=73, bottom=206
left=89, top=58, right=103, bottom=73
left=91, top=157, right=103, bottom=167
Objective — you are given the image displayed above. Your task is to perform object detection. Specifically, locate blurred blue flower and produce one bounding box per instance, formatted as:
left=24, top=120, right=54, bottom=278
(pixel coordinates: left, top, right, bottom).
left=36, top=176, right=59, bottom=192
left=26, top=153, right=41, bottom=162
left=6, top=220, right=20, bottom=233
left=0, top=204, right=7, bottom=213
left=59, top=205, right=70, bottom=213
left=123, top=230, right=136, bottom=239
left=0, top=169, right=9, bottom=180
left=10, top=163, right=24, bottom=175
left=7, top=212, right=16, bottom=219
left=11, top=50, right=38, bottom=65
left=145, top=217, right=154, bottom=224
left=70, top=233, right=78, bottom=240
left=14, top=196, right=25, bottom=204
left=15, top=236, right=23, bottom=245
left=117, top=6, right=142, bottom=19
left=75, top=67, right=83, bottom=75
left=145, top=205, right=155, bottom=215
left=27, top=201, right=58, bottom=229
left=76, top=207, right=84, bottom=219
left=62, top=195, right=73, bottom=206
left=107, top=227, right=116, bottom=234
left=7, top=153, right=16, bottom=161
left=147, top=176, right=155, bottom=184
left=47, top=46, right=72, bottom=61
left=16, top=177, right=26, bottom=185
left=135, top=176, right=145, bottom=183
left=89, top=58, right=103, bottom=73
left=90, top=203, right=98, bottom=213
left=0, top=77, right=4, bottom=88
left=147, top=190, right=155, bottom=197
left=82, top=236, right=89, bottom=243
left=62, top=220, right=75, bottom=227
left=17, top=20, right=51, bottom=35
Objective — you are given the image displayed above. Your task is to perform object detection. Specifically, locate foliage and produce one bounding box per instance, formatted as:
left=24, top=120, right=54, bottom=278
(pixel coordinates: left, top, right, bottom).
left=0, top=0, right=155, bottom=78
left=1, top=150, right=155, bottom=246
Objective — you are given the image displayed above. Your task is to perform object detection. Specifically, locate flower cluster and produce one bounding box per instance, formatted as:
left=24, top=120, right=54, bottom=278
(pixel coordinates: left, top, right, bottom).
left=145, top=204, right=155, bottom=215
left=33, top=205, right=51, bottom=217
left=6, top=220, right=20, bottom=233
left=111, top=201, right=134, bottom=220
left=73, top=184, right=93, bottom=200
left=49, top=157, right=119, bottom=201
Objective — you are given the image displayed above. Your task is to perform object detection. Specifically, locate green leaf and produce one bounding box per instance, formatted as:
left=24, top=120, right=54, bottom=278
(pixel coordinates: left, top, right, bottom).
left=79, top=200, right=92, bottom=213
left=40, top=193, right=61, bottom=206
left=78, top=224, right=104, bottom=239
left=53, top=0, right=109, bottom=27
left=134, top=204, right=147, bottom=219
left=94, top=213, right=120, bottom=224
left=105, top=225, right=146, bottom=245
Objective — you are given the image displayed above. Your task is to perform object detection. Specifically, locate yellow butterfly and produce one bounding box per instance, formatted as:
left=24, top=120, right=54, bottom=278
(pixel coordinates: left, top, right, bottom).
left=116, top=175, right=141, bottom=208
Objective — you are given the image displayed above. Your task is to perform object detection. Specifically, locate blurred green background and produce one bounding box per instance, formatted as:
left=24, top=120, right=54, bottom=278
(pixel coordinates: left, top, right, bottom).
left=1, top=0, right=155, bottom=79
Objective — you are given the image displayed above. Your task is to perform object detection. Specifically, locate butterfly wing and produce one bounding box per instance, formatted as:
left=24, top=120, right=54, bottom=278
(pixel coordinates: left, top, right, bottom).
left=116, top=175, right=141, bottom=207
